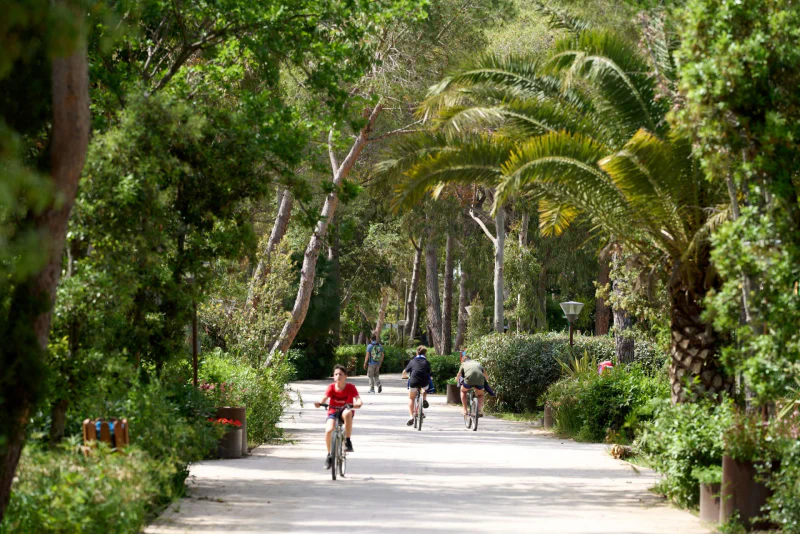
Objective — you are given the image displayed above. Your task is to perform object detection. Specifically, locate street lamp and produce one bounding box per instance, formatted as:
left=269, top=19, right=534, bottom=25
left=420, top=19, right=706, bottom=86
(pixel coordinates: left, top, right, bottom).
left=560, top=301, right=584, bottom=347
left=397, top=319, right=408, bottom=348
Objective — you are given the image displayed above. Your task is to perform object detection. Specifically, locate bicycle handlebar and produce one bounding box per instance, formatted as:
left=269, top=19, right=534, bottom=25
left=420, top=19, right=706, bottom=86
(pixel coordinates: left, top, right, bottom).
left=317, top=403, right=354, bottom=409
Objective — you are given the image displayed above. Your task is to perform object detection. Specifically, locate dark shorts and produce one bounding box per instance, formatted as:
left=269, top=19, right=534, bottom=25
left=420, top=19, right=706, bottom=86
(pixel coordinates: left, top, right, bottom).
left=407, top=379, right=430, bottom=390
left=326, top=409, right=353, bottom=422
left=458, top=377, right=484, bottom=389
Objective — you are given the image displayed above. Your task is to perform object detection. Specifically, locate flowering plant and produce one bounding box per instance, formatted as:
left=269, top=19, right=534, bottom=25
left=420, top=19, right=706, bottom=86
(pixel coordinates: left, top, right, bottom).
left=199, top=381, right=237, bottom=407
left=208, top=417, right=242, bottom=428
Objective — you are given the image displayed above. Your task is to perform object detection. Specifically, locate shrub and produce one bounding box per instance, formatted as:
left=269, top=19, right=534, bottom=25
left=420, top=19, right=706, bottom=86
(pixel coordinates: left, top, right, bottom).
left=635, top=398, right=734, bottom=508
left=333, top=344, right=407, bottom=375
left=333, top=345, right=366, bottom=375
left=765, top=436, right=800, bottom=532
left=467, top=332, right=665, bottom=413
left=428, top=354, right=461, bottom=389
left=198, top=348, right=293, bottom=446
left=1, top=441, right=159, bottom=534
left=542, top=365, right=669, bottom=443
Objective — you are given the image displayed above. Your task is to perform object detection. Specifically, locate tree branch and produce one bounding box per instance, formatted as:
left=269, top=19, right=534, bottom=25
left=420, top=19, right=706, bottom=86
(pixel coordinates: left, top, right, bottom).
left=469, top=208, right=496, bottom=246
left=367, top=118, right=424, bottom=142
left=328, top=127, right=339, bottom=174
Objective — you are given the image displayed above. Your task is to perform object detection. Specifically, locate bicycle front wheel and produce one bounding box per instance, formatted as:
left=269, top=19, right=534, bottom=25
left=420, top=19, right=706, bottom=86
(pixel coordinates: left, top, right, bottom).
left=330, top=433, right=339, bottom=480
left=338, top=434, right=347, bottom=477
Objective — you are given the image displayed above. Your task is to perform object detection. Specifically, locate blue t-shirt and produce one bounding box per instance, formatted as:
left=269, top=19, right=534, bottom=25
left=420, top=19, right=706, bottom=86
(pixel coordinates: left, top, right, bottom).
left=366, top=343, right=384, bottom=366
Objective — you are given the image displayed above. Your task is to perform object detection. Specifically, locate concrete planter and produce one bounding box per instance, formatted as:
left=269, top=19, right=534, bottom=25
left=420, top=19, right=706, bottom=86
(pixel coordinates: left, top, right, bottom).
left=720, top=455, right=775, bottom=529
left=217, top=427, right=243, bottom=459
left=216, top=406, right=247, bottom=456
left=446, top=383, right=461, bottom=404
left=699, top=482, right=721, bottom=523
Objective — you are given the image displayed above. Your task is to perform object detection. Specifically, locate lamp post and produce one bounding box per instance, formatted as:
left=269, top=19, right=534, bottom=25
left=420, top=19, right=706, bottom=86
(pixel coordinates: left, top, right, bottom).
left=397, top=319, right=408, bottom=348
left=560, top=301, right=584, bottom=347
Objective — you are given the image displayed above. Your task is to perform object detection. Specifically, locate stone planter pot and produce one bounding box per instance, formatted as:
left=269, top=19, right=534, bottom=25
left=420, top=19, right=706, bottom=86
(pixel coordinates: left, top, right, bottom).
left=699, top=482, right=721, bottom=523
left=216, top=406, right=247, bottom=456
left=543, top=404, right=554, bottom=429
left=720, top=455, right=774, bottom=529
left=446, top=383, right=461, bottom=404
left=217, top=427, right=243, bottom=459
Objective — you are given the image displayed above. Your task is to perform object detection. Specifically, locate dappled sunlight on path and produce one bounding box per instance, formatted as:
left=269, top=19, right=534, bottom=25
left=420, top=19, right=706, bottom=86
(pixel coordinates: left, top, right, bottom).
left=147, top=374, right=710, bottom=533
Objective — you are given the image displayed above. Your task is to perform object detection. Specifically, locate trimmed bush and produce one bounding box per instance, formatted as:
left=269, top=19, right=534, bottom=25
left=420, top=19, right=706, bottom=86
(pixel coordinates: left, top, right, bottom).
left=0, top=443, right=159, bottom=534
left=467, top=332, right=666, bottom=413
left=333, top=345, right=407, bottom=375
left=542, top=364, right=669, bottom=443
left=428, top=354, right=461, bottom=390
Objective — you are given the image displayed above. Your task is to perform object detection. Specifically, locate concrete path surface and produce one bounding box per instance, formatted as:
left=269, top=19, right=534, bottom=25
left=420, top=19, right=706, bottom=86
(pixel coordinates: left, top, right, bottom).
left=147, top=374, right=710, bottom=534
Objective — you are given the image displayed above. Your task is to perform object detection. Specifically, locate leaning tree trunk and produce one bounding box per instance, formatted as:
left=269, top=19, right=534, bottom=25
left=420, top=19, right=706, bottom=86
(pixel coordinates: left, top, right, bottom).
left=424, top=238, right=444, bottom=354
left=454, top=266, right=468, bottom=350
left=405, top=243, right=422, bottom=338
left=0, top=29, right=90, bottom=520
left=517, top=212, right=529, bottom=331
left=493, top=207, right=506, bottom=334
left=441, top=233, right=454, bottom=355
left=374, top=288, right=390, bottom=339
left=668, top=272, right=733, bottom=403
left=270, top=105, right=382, bottom=358
left=328, top=220, right=341, bottom=345
left=595, top=245, right=612, bottom=336
left=247, top=189, right=293, bottom=310
left=612, top=248, right=635, bottom=363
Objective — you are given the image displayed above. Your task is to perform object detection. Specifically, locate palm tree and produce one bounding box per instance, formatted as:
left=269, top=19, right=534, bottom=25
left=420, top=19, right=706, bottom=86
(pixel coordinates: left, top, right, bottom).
left=383, top=26, right=732, bottom=402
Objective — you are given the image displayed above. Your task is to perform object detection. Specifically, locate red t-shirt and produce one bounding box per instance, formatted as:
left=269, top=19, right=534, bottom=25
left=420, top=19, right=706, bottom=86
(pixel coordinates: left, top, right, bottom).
left=324, top=383, right=359, bottom=415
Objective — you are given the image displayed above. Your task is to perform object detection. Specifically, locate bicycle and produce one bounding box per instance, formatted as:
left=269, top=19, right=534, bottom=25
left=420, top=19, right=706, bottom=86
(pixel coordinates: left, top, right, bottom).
left=319, top=403, right=352, bottom=480
left=463, top=386, right=479, bottom=431
left=413, top=387, right=424, bottom=431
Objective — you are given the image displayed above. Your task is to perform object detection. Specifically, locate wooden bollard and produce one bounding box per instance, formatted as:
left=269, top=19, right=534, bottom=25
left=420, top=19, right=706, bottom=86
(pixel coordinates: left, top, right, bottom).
left=82, top=418, right=130, bottom=454
left=543, top=404, right=553, bottom=428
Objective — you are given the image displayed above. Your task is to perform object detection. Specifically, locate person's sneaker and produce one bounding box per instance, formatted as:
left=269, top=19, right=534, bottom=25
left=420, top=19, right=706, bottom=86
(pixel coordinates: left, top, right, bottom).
left=368, top=389, right=375, bottom=394
left=423, top=399, right=429, bottom=409
left=478, top=413, right=484, bottom=418
left=345, top=438, right=354, bottom=452
left=406, top=418, right=414, bottom=426
left=378, top=384, right=382, bottom=393
left=324, top=454, right=332, bottom=470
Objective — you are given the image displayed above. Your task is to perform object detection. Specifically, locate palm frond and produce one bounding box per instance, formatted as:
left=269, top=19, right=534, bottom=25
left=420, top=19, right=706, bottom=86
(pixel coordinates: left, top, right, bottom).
left=538, top=199, right=579, bottom=236
left=533, top=1, right=592, bottom=33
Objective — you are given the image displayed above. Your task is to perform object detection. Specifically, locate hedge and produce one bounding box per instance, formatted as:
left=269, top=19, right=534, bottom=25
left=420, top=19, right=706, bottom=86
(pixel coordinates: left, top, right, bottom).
left=466, top=332, right=666, bottom=413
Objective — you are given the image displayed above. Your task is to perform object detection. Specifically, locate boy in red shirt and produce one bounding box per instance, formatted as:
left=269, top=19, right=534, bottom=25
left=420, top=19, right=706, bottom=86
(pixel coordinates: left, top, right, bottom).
left=315, top=364, right=362, bottom=469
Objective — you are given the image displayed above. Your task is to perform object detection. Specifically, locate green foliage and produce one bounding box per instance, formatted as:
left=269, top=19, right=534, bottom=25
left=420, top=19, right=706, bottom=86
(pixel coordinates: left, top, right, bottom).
left=198, top=349, right=293, bottom=445
left=636, top=399, right=734, bottom=508
left=464, top=297, right=491, bottom=346
left=558, top=350, right=598, bottom=379
left=0, top=442, right=158, bottom=534
left=765, top=436, right=800, bottom=532
left=331, top=345, right=408, bottom=378
left=469, top=332, right=665, bottom=413
left=542, top=365, right=668, bottom=443
left=428, top=354, right=461, bottom=389
left=691, top=465, right=722, bottom=485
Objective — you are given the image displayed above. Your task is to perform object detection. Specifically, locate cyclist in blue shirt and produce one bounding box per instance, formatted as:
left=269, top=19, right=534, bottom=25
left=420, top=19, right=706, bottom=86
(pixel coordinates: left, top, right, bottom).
left=401, top=346, right=432, bottom=426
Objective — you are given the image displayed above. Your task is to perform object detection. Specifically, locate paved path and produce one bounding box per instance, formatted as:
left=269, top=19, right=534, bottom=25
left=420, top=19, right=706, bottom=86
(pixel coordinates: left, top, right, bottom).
left=147, top=374, right=710, bottom=534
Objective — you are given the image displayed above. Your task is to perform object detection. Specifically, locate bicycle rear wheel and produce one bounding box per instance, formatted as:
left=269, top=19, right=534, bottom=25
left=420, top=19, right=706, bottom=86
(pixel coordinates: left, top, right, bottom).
left=413, top=391, right=420, bottom=429
left=330, top=432, right=339, bottom=480
left=472, top=396, right=479, bottom=432
left=465, top=391, right=473, bottom=429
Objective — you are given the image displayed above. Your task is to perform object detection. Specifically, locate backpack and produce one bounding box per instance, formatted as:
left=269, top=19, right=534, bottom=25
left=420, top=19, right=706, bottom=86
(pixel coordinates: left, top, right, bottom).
left=370, top=343, right=384, bottom=365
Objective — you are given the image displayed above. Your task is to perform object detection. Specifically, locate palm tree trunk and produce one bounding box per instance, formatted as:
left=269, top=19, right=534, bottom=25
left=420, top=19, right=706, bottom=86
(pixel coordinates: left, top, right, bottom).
left=454, top=266, right=468, bottom=350
left=247, top=189, right=293, bottom=310
left=424, top=238, right=444, bottom=354
left=668, top=273, right=734, bottom=403
left=595, top=245, right=612, bottom=336
left=517, top=212, right=529, bottom=331
left=405, top=243, right=422, bottom=338
left=270, top=105, right=382, bottom=358
left=493, top=207, right=506, bottom=333
left=0, top=30, right=90, bottom=519
left=441, top=233, right=454, bottom=354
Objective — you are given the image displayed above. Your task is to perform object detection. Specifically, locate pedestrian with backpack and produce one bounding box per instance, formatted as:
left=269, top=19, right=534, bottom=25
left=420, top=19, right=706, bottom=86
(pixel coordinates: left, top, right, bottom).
left=364, top=334, right=384, bottom=393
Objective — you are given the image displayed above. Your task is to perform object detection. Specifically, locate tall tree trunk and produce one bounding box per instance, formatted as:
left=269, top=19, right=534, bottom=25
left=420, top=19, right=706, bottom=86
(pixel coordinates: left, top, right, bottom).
left=441, top=233, right=454, bottom=354
left=493, top=207, right=506, bottom=334
left=517, top=212, right=529, bottom=331
left=328, top=220, right=341, bottom=346
left=454, top=266, right=468, bottom=350
left=612, top=247, right=635, bottom=363
left=669, top=272, right=733, bottom=403
left=405, top=242, right=422, bottom=338
left=374, top=288, right=390, bottom=339
left=424, top=238, right=444, bottom=354
left=595, top=245, right=612, bottom=336
left=270, top=105, right=382, bottom=358
left=247, top=189, right=293, bottom=310
left=0, top=30, right=90, bottom=519
left=409, top=293, right=419, bottom=343
left=536, top=266, right=548, bottom=331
